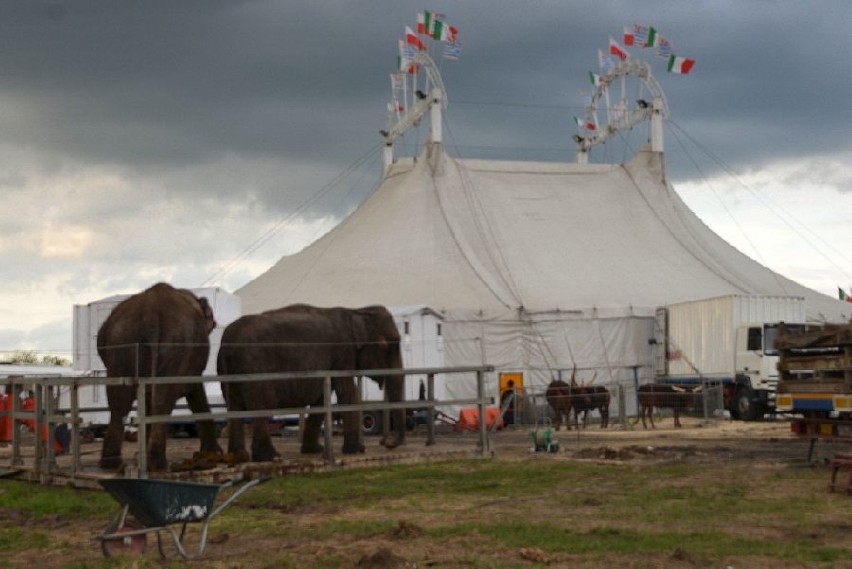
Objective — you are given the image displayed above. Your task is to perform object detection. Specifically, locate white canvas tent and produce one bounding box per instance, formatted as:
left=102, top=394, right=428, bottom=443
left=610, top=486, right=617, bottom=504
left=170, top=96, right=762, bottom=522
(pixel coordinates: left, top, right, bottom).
left=236, top=142, right=850, bottom=398
left=235, top=38, right=848, bottom=404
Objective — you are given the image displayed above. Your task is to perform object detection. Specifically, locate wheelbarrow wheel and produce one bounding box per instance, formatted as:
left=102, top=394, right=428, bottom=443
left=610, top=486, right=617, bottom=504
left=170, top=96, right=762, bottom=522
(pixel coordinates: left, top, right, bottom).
left=101, top=519, right=148, bottom=557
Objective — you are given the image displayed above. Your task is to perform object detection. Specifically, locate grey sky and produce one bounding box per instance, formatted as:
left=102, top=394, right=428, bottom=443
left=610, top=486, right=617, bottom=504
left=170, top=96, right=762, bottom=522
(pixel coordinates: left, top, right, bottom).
left=1, top=1, right=850, bottom=355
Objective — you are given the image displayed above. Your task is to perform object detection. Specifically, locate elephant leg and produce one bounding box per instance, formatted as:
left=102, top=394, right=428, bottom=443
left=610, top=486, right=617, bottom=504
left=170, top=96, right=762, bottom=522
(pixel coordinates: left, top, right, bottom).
left=184, top=384, right=223, bottom=458
left=300, top=412, right=325, bottom=454
left=334, top=379, right=365, bottom=454
left=146, top=387, right=172, bottom=472
left=339, top=410, right=364, bottom=454
left=380, top=375, right=406, bottom=449
left=250, top=417, right=279, bottom=462
left=100, top=385, right=133, bottom=469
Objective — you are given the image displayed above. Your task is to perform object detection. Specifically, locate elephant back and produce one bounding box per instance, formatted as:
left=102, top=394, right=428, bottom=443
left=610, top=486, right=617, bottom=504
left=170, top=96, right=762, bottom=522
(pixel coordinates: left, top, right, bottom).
left=97, top=282, right=211, bottom=378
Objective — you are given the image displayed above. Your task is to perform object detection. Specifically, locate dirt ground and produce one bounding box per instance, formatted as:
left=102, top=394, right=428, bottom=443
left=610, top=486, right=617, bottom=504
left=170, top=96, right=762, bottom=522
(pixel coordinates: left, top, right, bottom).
left=2, top=417, right=851, bottom=568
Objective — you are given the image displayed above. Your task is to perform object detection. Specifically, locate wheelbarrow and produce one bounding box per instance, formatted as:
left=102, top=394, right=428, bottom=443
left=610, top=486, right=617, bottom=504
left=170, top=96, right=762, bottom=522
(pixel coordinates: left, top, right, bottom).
left=98, top=476, right=265, bottom=559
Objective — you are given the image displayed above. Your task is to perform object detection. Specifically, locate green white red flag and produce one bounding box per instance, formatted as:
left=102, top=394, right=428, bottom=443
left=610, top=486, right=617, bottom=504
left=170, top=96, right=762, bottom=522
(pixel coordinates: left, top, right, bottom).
left=588, top=71, right=604, bottom=87
left=839, top=287, right=852, bottom=303
left=574, top=116, right=597, bottom=131
left=667, top=54, right=695, bottom=74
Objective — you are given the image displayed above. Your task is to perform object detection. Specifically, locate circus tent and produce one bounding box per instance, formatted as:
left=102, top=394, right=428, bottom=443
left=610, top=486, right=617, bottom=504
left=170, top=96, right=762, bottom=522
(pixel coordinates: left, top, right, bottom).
left=233, top=33, right=850, bottom=399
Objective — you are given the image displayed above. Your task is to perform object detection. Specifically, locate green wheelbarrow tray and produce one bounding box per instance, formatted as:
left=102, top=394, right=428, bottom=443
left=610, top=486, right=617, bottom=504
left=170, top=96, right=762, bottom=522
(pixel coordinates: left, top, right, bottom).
left=98, top=476, right=265, bottom=559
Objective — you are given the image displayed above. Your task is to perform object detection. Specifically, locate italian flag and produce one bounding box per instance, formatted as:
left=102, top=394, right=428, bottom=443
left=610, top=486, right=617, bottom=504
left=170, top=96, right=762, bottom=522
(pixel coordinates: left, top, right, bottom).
left=418, top=11, right=443, bottom=35
left=667, top=55, right=695, bottom=74
left=839, top=288, right=852, bottom=303
left=645, top=26, right=658, bottom=47
left=609, top=37, right=629, bottom=61
left=574, top=116, right=596, bottom=131
left=588, top=71, right=603, bottom=87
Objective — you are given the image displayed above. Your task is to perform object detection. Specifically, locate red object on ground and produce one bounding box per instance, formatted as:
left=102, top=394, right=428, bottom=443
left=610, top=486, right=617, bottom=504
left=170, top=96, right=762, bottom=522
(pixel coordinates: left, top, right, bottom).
left=0, top=394, right=63, bottom=452
left=454, top=407, right=504, bottom=432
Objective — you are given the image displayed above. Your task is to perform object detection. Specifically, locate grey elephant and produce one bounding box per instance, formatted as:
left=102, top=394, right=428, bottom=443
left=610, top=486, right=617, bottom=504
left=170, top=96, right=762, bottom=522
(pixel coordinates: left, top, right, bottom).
left=217, top=304, right=406, bottom=462
left=97, top=282, right=223, bottom=471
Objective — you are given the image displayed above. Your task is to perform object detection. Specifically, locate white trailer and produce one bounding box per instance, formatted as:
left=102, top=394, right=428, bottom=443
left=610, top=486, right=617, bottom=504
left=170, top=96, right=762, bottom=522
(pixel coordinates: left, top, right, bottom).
left=654, top=294, right=807, bottom=420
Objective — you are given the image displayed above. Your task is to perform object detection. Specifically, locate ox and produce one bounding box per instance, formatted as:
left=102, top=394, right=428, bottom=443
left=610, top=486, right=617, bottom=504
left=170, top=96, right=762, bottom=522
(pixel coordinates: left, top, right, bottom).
left=574, top=385, right=611, bottom=429
left=545, top=379, right=584, bottom=430
left=635, top=383, right=702, bottom=429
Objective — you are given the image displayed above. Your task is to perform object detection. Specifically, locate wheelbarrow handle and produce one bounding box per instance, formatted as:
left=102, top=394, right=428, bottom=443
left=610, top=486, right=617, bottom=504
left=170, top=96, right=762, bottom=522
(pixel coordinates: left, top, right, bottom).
left=208, top=476, right=269, bottom=519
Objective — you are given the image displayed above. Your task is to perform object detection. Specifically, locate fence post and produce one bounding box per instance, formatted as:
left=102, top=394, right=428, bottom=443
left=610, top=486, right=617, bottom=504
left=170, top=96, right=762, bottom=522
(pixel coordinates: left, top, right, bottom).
left=476, top=370, right=489, bottom=456
left=136, top=377, right=147, bottom=479
left=323, top=375, right=334, bottom=464
left=11, top=380, right=23, bottom=466
left=33, top=381, right=44, bottom=479
left=70, top=380, right=81, bottom=474
left=426, top=373, right=435, bottom=446
left=45, top=383, right=57, bottom=474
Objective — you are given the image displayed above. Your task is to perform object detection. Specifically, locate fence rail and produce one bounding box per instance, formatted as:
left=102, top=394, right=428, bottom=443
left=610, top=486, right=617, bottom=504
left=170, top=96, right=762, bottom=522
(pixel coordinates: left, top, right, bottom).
left=0, top=365, right=494, bottom=482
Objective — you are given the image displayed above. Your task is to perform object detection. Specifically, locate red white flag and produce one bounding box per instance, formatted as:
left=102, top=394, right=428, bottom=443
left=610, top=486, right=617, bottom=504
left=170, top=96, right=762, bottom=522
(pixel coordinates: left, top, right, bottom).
left=623, top=25, right=635, bottom=46
left=609, top=37, right=629, bottom=61
left=405, top=26, right=426, bottom=51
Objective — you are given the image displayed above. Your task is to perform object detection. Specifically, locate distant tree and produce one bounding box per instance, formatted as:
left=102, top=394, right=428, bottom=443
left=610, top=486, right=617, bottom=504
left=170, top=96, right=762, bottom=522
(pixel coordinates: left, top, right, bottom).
left=41, top=355, right=71, bottom=367
left=0, top=351, right=70, bottom=366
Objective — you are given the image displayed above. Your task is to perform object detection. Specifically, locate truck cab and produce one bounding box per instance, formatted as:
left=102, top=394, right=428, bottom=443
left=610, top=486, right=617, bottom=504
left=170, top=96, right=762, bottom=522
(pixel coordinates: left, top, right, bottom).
left=730, top=323, right=805, bottom=420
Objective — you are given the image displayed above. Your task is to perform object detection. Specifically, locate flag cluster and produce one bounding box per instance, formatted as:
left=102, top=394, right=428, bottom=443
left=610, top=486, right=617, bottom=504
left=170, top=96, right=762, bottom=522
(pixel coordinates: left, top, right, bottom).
left=390, top=12, right=462, bottom=118
left=620, top=23, right=695, bottom=74
left=575, top=24, right=696, bottom=135
left=397, top=11, right=462, bottom=73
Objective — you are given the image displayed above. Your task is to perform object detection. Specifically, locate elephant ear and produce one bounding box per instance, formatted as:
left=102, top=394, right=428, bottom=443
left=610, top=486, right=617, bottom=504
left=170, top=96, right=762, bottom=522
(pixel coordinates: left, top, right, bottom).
left=350, top=312, right=371, bottom=350
left=197, top=297, right=216, bottom=333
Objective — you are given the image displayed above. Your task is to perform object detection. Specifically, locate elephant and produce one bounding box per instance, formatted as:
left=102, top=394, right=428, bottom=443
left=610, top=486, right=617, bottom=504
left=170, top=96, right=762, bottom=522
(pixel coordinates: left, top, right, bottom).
left=96, top=282, right=223, bottom=471
left=217, top=304, right=406, bottom=462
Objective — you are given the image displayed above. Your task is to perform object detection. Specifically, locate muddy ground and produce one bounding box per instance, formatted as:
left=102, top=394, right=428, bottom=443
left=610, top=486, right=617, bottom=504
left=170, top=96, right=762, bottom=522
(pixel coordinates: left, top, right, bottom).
left=2, top=416, right=851, bottom=568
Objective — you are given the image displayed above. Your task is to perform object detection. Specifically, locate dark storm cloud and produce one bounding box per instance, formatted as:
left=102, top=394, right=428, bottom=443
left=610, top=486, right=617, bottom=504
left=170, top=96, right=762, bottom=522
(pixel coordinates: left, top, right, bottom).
left=0, top=1, right=849, bottom=205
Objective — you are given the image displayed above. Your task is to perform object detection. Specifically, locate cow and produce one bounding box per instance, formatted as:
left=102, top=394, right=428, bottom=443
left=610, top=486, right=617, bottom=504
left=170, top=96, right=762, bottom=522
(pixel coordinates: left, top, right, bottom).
left=574, top=385, right=611, bottom=429
left=546, top=367, right=594, bottom=430
left=635, top=383, right=702, bottom=429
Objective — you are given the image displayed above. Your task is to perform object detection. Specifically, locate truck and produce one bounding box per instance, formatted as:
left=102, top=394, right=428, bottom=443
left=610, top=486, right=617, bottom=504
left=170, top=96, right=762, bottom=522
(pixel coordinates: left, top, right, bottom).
left=653, top=295, right=807, bottom=421
left=774, top=321, right=852, bottom=438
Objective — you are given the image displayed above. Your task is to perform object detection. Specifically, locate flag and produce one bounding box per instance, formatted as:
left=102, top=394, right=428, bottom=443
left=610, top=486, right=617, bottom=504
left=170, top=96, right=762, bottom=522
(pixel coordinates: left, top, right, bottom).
left=623, top=25, right=635, bottom=46
left=574, top=116, right=596, bottom=131
left=598, top=49, right=614, bottom=72
left=633, top=24, right=648, bottom=46
left=406, top=26, right=426, bottom=51
left=588, top=71, right=604, bottom=87
left=609, top=37, right=629, bottom=61
left=432, top=19, right=458, bottom=42
left=398, top=39, right=417, bottom=74
left=839, top=288, right=852, bottom=303
left=667, top=54, right=695, bottom=74
left=443, top=40, right=462, bottom=60
left=418, top=11, right=446, bottom=35
left=655, top=36, right=672, bottom=59
left=645, top=26, right=658, bottom=47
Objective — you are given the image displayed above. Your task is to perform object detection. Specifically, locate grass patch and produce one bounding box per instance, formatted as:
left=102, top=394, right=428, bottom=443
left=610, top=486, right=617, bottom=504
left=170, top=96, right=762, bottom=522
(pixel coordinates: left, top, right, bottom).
left=1, top=455, right=848, bottom=567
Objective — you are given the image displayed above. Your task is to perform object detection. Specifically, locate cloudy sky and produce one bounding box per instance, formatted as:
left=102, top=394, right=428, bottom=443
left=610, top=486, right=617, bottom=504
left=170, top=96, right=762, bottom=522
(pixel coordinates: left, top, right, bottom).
left=1, top=1, right=850, bottom=359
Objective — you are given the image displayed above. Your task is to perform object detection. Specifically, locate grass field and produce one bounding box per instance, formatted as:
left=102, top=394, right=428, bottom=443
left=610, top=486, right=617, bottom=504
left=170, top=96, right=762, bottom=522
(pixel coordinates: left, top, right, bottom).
left=0, top=433, right=850, bottom=568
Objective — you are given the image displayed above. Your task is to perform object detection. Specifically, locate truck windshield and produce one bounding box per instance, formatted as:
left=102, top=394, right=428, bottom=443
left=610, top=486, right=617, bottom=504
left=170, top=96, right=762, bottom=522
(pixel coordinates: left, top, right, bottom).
left=763, top=324, right=806, bottom=355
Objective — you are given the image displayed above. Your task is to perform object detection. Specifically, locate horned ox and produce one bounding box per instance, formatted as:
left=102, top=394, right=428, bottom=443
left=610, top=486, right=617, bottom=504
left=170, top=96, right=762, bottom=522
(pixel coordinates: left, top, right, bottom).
left=635, top=383, right=702, bottom=429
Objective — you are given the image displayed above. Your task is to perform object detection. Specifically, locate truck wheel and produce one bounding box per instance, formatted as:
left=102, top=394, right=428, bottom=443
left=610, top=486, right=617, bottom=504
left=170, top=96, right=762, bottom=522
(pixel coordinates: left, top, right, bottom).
left=362, top=412, right=380, bottom=435
left=735, top=388, right=761, bottom=421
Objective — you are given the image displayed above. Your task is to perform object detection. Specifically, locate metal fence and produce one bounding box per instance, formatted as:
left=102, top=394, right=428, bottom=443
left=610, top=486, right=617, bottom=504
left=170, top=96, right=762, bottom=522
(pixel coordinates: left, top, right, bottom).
left=0, top=365, right=494, bottom=483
